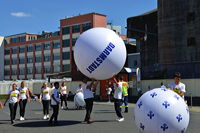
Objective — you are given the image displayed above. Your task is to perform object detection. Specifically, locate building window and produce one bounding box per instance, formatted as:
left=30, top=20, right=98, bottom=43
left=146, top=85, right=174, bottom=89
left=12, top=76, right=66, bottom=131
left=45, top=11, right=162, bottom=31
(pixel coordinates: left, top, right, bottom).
left=4, top=60, right=10, bottom=65
left=63, top=64, right=70, bottom=72
left=27, top=45, right=33, bottom=52
left=53, top=42, right=60, bottom=49
left=72, top=38, right=77, bottom=46
left=72, top=25, right=80, bottom=33
left=27, top=67, right=33, bottom=74
left=19, top=58, right=25, bottom=64
left=12, top=58, right=18, bottom=65
left=44, top=66, right=51, bottom=73
left=19, top=69, right=25, bottom=75
left=53, top=65, right=60, bottom=73
left=12, top=69, right=17, bottom=75
left=53, top=54, right=60, bottom=60
left=62, top=39, right=70, bottom=47
left=187, top=12, right=195, bottom=23
left=44, top=55, right=51, bottom=62
left=27, top=57, right=33, bottom=63
left=35, top=44, right=42, bottom=51
left=62, top=26, right=70, bottom=35
left=11, top=38, right=17, bottom=43
left=35, top=57, right=42, bottom=62
left=62, top=52, right=70, bottom=60
left=44, top=43, right=51, bottom=50
left=5, top=49, right=10, bottom=55
left=19, top=36, right=26, bottom=42
left=187, top=37, right=196, bottom=47
left=19, top=47, right=25, bottom=53
left=4, top=70, right=10, bottom=75
left=35, top=67, right=42, bottom=73
left=83, top=23, right=91, bottom=31
left=12, top=48, right=17, bottom=54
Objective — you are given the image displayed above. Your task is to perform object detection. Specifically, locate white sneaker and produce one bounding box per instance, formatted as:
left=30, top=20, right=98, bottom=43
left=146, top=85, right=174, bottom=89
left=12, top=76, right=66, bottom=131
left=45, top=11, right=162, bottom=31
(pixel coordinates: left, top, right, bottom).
left=46, top=115, right=49, bottom=119
left=22, top=117, right=25, bottom=121
left=61, top=106, right=64, bottom=109
left=43, top=115, right=47, bottom=120
left=20, top=116, right=23, bottom=121
left=117, top=118, right=124, bottom=122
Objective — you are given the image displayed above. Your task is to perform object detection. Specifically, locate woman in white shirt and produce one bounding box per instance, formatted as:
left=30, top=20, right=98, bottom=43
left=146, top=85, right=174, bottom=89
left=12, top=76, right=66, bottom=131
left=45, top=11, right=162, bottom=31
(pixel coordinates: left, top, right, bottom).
left=59, top=82, right=68, bottom=110
left=40, top=82, right=51, bottom=120
left=19, top=81, right=30, bottom=121
left=4, top=83, right=20, bottom=124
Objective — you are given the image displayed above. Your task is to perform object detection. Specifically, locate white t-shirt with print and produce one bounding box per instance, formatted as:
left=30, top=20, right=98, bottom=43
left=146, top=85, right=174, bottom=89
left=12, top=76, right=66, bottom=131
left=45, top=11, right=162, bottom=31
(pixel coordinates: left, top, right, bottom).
left=114, top=82, right=123, bottom=99
left=51, top=88, right=60, bottom=105
left=82, top=83, right=94, bottom=99
left=9, top=90, right=19, bottom=104
left=19, top=87, right=28, bottom=100
left=60, top=86, right=67, bottom=95
left=42, top=87, right=51, bottom=100
left=168, top=82, right=186, bottom=98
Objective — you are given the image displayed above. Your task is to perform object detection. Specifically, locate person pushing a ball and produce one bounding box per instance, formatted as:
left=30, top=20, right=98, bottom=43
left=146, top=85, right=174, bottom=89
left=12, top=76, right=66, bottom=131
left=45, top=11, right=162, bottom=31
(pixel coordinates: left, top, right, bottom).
left=168, top=72, right=186, bottom=100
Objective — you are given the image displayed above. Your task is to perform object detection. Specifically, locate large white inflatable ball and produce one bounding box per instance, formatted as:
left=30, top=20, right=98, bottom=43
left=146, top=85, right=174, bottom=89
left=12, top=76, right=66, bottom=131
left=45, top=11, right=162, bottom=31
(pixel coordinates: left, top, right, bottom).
left=74, top=92, right=85, bottom=107
left=134, top=88, right=190, bottom=133
left=74, top=27, right=127, bottom=80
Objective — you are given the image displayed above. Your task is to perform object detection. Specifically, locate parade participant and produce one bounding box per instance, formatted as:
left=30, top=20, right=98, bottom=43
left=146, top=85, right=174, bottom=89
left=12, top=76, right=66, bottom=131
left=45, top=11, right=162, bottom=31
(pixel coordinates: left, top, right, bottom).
left=4, top=83, right=20, bottom=124
left=82, top=78, right=97, bottom=124
left=39, top=82, right=51, bottom=120
left=168, top=72, right=186, bottom=99
left=120, top=77, right=129, bottom=113
left=76, top=84, right=82, bottom=93
left=59, top=82, right=68, bottom=110
left=19, top=81, right=30, bottom=121
left=49, top=82, right=60, bottom=126
left=0, top=101, right=3, bottom=109
left=106, top=82, right=112, bottom=102
left=113, top=76, right=124, bottom=122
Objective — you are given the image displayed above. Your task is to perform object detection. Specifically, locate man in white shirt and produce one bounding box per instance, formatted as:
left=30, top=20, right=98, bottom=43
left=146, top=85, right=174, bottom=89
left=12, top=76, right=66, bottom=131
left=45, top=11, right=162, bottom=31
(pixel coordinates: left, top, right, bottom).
left=168, top=72, right=186, bottom=99
left=113, top=76, right=124, bottom=122
left=49, top=82, right=60, bottom=126
left=82, top=78, right=98, bottom=124
left=59, top=82, right=68, bottom=110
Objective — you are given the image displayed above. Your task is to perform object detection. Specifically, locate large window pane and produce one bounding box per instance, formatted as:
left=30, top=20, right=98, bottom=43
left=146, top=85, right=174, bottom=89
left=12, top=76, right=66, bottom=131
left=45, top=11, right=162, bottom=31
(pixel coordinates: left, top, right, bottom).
left=27, top=57, right=33, bottom=63
left=5, top=70, right=10, bottom=75
left=62, top=52, right=70, bottom=60
left=12, top=69, right=17, bottom=75
left=44, top=43, right=51, bottom=50
left=83, top=23, right=91, bottom=31
left=72, top=38, right=77, bottom=46
left=53, top=42, right=60, bottom=49
left=20, top=69, right=25, bottom=75
left=62, top=39, right=70, bottom=47
left=35, top=57, right=42, bottom=62
left=72, top=25, right=80, bottom=33
left=5, top=49, right=10, bottom=55
left=35, top=44, right=42, bottom=51
left=27, top=67, right=33, bottom=74
left=63, top=64, right=70, bottom=72
left=35, top=67, right=42, bottom=73
left=11, top=38, right=17, bottom=43
left=12, top=48, right=17, bottom=54
left=5, top=60, right=10, bottom=65
left=53, top=65, right=60, bottom=72
left=44, top=55, right=51, bottom=62
left=12, top=58, right=18, bottom=65
left=53, top=54, right=60, bottom=60
left=27, top=45, right=33, bottom=52
left=19, top=36, right=26, bottom=42
left=44, top=66, right=51, bottom=73
left=19, top=47, right=25, bottom=53
left=19, top=58, right=25, bottom=64
left=62, top=27, right=70, bottom=35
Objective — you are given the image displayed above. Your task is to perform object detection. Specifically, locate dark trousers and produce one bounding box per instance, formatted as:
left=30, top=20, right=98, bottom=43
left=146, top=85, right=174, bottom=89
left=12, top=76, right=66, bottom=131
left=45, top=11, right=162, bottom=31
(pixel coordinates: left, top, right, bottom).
left=84, top=98, right=94, bottom=120
left=42, top=100, right=50, bottom=115
left=9, top=103, right=18, bottom=122
left=49, top=105, right=59, bottom=123
left=60, top=94, right=67, bottom=107
left=19, top=99, right=27, bottom=117
left=114, top=99, right=123, bottom=118
left=123, top=96, right=129, bottom=112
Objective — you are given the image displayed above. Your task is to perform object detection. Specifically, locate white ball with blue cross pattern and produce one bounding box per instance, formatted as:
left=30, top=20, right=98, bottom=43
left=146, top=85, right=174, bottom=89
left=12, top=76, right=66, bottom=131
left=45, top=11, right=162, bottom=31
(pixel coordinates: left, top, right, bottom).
left=134, top=88, right=189, bottom=133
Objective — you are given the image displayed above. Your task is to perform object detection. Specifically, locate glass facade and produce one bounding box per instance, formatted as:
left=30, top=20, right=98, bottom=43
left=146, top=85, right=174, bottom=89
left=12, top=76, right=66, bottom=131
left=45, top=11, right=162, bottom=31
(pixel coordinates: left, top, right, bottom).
left=12, top=48, right=17, bottom=54
left=19, top=58, right=25, bottom=64
left=4, top=60, right=10, bottom=65
left=27, top=45, right=33, bottom=52
left=44, top=43, right=51, bottom=50
left=5, top=49, right=10, bottom=55
left=44, top=66, right=51, bottom=73
left=44, top=55, right=51, bottom=62
left=35, top=67, right=42, bottom=73
left=53, top=54, right=60, bottom=60
left=20, top=69, right=25, bottom=75
left=35, top=44, right=42, bottom=51
left=27, top=57, right=33, bottom=63
left=4, top=70, right=10, bottom=75
left=53, top=42, right=60, bottom=49
left=27, top=67, right=33, bottom=74
left=19, top=47, right=25, bottom=53
left=12, top=69, right=17, bottom=75
left=53, top=65, right=60, bottom=72
left=12, top=58, right=18, bottom=65
left=35, top=57, right=42, bottom=62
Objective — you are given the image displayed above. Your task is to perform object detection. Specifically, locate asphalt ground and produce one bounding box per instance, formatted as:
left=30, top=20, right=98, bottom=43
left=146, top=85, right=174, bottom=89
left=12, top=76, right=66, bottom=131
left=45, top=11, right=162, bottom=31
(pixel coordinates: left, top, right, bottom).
left=0, top=101, right=200, bottom=133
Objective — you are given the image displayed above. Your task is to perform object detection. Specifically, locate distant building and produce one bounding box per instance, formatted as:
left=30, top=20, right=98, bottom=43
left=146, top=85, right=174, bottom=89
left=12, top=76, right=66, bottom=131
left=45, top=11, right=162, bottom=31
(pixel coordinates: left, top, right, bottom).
left=0, top=36, right=4, bottom=81
left=3, top=13, right=107, bottom=80
left=106, top=23, right=121, bottom=35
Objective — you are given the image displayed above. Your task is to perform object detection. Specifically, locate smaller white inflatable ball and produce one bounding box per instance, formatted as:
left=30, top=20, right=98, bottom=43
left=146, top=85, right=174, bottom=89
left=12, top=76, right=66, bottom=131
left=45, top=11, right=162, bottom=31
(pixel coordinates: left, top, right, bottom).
left=74, top=92, right=85, bottom=107
left=134, top=88, right=189, bottom=133
left=74, top=27, right=127, bottom=80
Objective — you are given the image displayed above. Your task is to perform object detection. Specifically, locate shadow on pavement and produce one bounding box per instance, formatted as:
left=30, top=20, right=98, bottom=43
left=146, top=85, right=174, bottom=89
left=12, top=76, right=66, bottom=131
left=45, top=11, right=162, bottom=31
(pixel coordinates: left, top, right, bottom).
left=13, top=120, right=82, bottom=127
left=94, top=111, right=115, bottom=114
